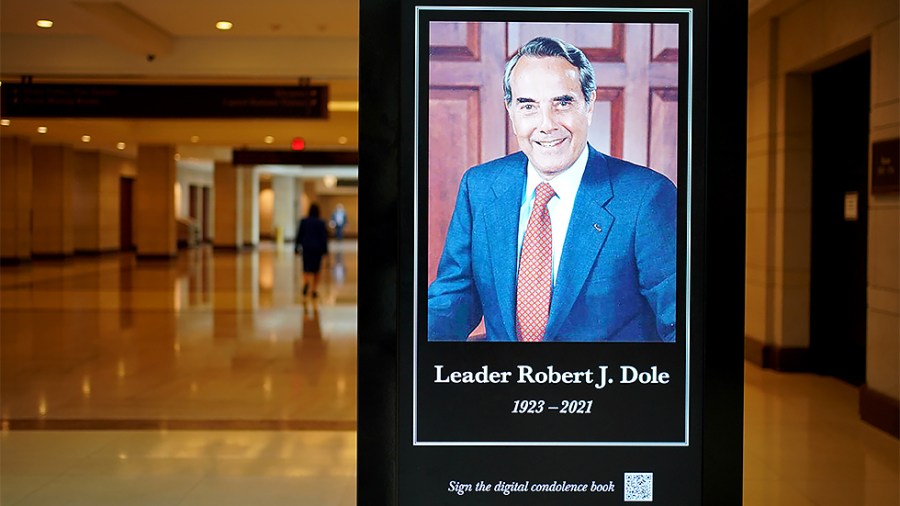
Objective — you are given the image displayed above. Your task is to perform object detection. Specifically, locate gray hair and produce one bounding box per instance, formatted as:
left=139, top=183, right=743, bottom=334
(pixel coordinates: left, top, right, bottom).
left=503, top=36, right=596, bottom=104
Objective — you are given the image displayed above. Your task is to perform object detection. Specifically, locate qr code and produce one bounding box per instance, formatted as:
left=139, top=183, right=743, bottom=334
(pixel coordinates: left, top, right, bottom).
left=624, top=472, right=653, bottom=502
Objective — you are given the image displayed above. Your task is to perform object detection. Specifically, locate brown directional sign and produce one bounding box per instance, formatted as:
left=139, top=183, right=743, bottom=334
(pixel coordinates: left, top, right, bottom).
left=232, top=150, right=358, bottom=166
left=0, top=83, right=328, bottom=119
left=872, top=138, right=899, bottom=194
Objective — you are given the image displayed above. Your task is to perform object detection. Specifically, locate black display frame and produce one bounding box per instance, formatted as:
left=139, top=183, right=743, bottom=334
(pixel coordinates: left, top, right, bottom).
left=359, top=0, right=746, bottom=503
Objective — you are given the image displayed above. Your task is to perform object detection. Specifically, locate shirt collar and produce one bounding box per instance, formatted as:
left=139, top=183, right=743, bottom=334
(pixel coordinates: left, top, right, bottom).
left=524, top=144, right=589, bottom=203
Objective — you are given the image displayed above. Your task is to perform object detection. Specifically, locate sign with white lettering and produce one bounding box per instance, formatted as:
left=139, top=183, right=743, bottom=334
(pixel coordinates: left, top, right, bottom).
left=358, top=0, right=746, bottom=504
left=844, top=192, right=859, bottom=221
left=0, top=84, right=328, bottom=119
left=872, top=138, right=900, bottom=194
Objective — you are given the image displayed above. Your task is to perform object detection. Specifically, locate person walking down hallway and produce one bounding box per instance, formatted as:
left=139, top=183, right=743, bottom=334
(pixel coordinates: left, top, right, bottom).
left=295, top=203, right=329, bottom=298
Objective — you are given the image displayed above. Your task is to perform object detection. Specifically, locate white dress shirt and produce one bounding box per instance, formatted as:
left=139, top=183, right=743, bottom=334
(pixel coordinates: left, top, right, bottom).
left=516, top=145, right=589, bottom=285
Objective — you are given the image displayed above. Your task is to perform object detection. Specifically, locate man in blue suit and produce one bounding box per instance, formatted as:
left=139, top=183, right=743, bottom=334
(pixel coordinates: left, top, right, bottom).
left=428, top=37, right=676, bottom=342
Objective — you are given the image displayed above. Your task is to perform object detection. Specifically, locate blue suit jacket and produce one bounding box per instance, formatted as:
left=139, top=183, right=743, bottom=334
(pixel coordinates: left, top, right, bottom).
left=428, top=146, right=676, bottom=342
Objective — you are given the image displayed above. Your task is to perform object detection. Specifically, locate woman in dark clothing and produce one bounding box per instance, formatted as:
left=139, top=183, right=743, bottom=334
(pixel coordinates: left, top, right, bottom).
left=295, top=203, right=329, bottom=298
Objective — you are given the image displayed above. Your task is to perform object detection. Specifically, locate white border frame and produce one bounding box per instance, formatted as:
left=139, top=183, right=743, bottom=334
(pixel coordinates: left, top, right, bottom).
left=412, top=5, right=694, bottom=447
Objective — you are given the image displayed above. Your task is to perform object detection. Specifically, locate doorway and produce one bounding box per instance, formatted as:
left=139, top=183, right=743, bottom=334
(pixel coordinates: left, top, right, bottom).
left=809, top=52, right=870, bottom=385
left=120, top=177, right=135, bottom=251
left=201, top=187, right=211, bottom=242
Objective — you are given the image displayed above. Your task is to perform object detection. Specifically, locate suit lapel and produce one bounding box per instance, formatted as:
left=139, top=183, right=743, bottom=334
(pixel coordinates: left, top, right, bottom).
left=545, top=148, right=614, bottom=341
left=485, top=155, right=526, bottom=341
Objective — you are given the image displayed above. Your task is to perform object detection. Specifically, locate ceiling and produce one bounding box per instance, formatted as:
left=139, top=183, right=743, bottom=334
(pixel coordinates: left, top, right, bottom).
left=0, top=0, right=359, bottom=160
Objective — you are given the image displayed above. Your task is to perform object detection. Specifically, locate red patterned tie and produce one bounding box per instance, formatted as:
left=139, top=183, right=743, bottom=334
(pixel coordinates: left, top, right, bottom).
left=516, top=182, right=556, bottom=342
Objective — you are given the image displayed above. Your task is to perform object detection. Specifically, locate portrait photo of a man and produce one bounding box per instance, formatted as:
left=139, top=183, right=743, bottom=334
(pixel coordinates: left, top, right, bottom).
left=426, top=24, right=680, bottom=343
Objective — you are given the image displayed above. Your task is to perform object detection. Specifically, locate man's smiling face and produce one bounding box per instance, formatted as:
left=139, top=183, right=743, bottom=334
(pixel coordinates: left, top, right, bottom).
left=506, top=55, right=596, bottom=180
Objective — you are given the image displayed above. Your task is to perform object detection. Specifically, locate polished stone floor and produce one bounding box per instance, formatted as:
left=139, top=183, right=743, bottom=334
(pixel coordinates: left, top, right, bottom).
left=1, top=243, right=356, bottom=428
left=1, top=242, right=897, bottom=505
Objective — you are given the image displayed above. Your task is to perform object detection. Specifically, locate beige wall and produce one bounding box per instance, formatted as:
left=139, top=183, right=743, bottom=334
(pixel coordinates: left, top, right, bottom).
left=2, top=140, right=134, bottom=259
left=73, top=151, right=121, bottom=253
left=0, top=136, right=33, bottom=261
left=300, top=180, right=316, bottom=219
left=73, top=151, right=101, bottom=252
left=98, top=154, right=122, bottom=251
left=32, top=145, right=75, bottom=256
left=214, top=161, right=242, bottom=248
left=215, top=167, right=273, bottom=247
left=272, top=175, right=297, bottom=241
left=867, top=18, right=899, bottom=400
left=177, top=164, right=215, bottom=242
left=259, top=188, right=274, bottom=237
left=747, top=0, right=899, bottom=403
left=240, top=168, right=258, bottom=246
left=134, top=145, right=177, bottom=257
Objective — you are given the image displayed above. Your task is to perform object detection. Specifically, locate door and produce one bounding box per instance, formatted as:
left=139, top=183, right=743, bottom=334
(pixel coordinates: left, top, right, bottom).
left=120, top=177, right=135, bottom=251
left=189, top=184, right=199, bottom=221
left=809, top=52, right=869, bottom=385
left=426, top=21, right=680, bottom=282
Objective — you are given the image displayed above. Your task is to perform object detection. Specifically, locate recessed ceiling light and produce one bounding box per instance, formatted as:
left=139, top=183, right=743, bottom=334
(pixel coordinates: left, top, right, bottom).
left=116, top=142, right=126, bottom=150
left=264, top=136, right=275, bottom=144
left=36, top=20, right=54, bottom=29
left=37, top=126, right=48, bottom=134
left=190, top=136, right=200, bottom=143
left=1, top=119, right=10, bottom=127
left=338, top=136, right=348, bottom=145
left=328, top=101, right=359, bottom=112
left=216, top=21, right=233, bottom=31
left=81, top=135, right=91, bottom=143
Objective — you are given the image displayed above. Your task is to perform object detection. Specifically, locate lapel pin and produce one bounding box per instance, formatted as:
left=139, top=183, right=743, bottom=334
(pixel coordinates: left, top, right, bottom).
left=593, top=223, right=603, bottom=232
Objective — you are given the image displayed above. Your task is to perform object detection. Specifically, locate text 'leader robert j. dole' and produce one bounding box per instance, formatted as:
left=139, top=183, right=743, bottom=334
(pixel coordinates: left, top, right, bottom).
left=427, top=36, right=677, bottom=343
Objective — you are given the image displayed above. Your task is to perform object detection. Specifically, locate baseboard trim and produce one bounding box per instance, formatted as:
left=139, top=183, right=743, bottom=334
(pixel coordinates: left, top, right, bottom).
left=74, top=248, right=120, bottom=256
left=213, top=244, right=255, bottom=252
left=744, top=336, right=765, bottom=367
left=135, top=253, right=177, bottom=261
left=744, top=336, right=810, bottom=372
left=0, top=257, right=31, bottom=266
left=860, top=385, right=900, bottom=438
left=31, top=253, right=74, bottom=260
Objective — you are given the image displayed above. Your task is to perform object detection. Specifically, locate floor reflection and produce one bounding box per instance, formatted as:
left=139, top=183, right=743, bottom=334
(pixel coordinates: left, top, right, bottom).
left=0, top=241, right=357, bottom=429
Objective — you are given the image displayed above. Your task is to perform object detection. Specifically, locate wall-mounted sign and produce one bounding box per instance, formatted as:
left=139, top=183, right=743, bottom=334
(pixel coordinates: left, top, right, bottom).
left=872, top=138, right=899, bottom=194
left=232, top=150, right=358, bottom=166
left=0, top=84, right=328, bottom=119
left=358, top=1, right=746, bottom=504
left=844, top=192, right=859, bottom=221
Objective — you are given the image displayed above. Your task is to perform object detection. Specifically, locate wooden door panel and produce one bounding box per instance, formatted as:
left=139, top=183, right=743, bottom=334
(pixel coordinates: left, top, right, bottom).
left=428, top=88, right=481, bottom=282
left=430, top=22, right=480, bottom=60
left=508, top=23, right=624, bottom=62
left=429, top=22, right=507, bottom=163
left=426, top=21, right=681, bottom=283
left=189, top=185, right=199, bottom=219
left=649, top=88, right=679, bottom=184
left=428, top=22, right=508, bottom=281
left=651, top=23, right=679, bottom=62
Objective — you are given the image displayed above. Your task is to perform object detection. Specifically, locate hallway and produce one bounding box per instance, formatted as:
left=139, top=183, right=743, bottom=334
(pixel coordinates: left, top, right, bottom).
left=1, top=244, right=897, bottom=505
